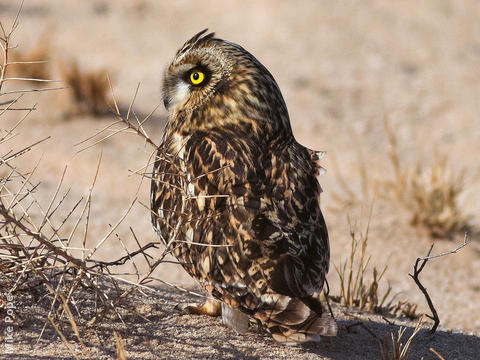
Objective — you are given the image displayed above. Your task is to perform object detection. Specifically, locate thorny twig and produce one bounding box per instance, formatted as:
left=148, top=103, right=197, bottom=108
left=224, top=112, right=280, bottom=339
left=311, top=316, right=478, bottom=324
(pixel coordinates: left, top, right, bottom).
left=75, top=77, right=160, bottom=153
left=409, top=234, right=468, bottom=334
left=0, top=4, right=173, bottom=351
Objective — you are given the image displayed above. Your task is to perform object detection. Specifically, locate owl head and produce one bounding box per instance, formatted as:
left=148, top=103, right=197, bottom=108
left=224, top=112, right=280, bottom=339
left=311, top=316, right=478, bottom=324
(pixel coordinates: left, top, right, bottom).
left=162, top=30, right=292, bottom=136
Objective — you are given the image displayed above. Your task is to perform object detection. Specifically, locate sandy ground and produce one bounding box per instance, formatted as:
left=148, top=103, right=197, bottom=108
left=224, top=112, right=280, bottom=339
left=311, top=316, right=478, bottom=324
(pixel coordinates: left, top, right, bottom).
left=2, top=285, right=480, bottom=360
left=1, top=0, right=479, bottom=358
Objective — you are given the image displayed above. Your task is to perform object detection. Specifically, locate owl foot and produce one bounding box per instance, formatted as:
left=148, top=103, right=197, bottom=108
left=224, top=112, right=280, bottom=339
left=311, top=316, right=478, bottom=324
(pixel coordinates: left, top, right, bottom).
left=174, top=298, right=222, bottom=316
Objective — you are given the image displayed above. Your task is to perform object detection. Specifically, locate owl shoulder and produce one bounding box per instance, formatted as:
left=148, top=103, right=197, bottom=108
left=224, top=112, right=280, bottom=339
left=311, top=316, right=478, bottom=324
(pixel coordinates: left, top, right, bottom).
left=184, top=130, right=257, bottom=182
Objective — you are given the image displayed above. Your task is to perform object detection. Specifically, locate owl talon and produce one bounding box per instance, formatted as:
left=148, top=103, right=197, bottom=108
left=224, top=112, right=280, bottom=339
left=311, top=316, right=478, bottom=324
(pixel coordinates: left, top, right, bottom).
left=174, top=298, right=222, bottom=316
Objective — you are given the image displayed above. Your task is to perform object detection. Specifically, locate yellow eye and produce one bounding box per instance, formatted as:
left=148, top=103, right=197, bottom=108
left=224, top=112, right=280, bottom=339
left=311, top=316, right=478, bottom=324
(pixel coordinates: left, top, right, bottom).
left=190, top=71, right=205, bottom=85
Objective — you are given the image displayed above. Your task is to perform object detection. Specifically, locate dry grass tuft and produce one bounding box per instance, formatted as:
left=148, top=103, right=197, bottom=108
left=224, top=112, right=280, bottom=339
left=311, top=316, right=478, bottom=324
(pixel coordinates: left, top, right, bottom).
left=332, top=216, right=390, bottom=312
left=60, top=59, right=112, bottom=116
left=379, top=317, right=423, bottom=360
left=384, top=118, right=471, bottom=238
left=331, top=117, right=473, bottom=239
left=331, top=216, right=419, bottom=318
left=407, top=158, right=469, bottom=238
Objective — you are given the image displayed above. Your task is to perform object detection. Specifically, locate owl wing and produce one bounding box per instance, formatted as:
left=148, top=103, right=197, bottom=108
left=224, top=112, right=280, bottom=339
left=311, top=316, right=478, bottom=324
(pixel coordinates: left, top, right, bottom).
left=182, top=130, right=329, bottom=300
left=151, top=129, right=335, bottom=341
left=182, top=130, right=336, bottom=341
left=255, top=144, right=330, bottom=299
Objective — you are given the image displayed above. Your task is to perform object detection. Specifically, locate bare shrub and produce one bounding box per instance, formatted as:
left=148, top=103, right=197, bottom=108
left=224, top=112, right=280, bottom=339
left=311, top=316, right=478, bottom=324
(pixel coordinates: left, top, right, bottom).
left=330, top=117, right=473, bottom=239
left=59, top=59, right=112, bottom=116
left=408, top=158, right=469, bottom=238
left=384, top=118, right=472, bottom=238
left=0, top=7, right=198, bottom=356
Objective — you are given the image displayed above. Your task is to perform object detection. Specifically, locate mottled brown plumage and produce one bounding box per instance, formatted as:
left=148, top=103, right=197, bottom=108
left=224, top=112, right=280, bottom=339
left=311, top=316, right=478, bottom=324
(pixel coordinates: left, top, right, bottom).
left=151, top=30, right=337, bottom=343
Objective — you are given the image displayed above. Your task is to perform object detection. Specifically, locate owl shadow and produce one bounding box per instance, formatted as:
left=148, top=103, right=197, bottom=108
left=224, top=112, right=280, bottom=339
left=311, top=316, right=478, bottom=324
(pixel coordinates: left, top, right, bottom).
left=301, top=318, right=480, bottom=360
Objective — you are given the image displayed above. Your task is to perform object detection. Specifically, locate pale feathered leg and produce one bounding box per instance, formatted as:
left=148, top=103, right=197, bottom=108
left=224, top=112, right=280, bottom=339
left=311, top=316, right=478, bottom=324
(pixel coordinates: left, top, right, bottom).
left=176, top=298, right=250, bottom=334
left=175, top=297, right=222, bottom=316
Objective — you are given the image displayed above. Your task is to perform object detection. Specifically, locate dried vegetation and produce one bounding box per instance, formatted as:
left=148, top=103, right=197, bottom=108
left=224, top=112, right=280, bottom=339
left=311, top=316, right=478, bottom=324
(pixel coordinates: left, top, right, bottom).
left=330, top=116, right=473, bottom=239
left=330, top=216, right=419, bottom=319
left=383, top=118, right=472, bottom=239
left=59, top=59, right=112, bottom=116
left=4, top=21, right=112, bottom=117
left=0, top=8, right=189, bottom=357
left=379, top=318, right=423, bottom=360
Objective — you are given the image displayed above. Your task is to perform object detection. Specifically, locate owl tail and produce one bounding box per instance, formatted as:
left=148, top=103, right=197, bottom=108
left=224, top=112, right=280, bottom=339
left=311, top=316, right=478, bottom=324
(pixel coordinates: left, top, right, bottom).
left=254, top=295, right=337, bottom=344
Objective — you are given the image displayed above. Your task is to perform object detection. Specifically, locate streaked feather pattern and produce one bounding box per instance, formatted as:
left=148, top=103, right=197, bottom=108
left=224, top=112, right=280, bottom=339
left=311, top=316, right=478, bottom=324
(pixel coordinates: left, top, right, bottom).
left=151, top=30, right=337, bottom=343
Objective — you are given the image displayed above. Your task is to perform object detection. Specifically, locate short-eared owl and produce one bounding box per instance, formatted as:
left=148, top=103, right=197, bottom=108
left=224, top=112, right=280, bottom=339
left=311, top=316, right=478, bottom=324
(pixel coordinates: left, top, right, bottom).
left=151, top=30, right=337, bottom=343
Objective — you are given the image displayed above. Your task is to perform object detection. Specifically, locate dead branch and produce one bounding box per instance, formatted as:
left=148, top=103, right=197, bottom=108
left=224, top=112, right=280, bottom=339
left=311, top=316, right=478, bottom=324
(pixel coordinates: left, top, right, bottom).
left=409, top=234, right=468, bottom=334
left=89, top=242, right=160, bottom=268
left=419, top=233, right=467, bottom=261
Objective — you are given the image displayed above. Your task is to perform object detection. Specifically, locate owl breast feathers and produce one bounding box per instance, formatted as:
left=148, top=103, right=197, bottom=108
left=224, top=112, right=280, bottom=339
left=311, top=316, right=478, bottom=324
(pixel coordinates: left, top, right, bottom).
left=151, top=29, right=337, bottom=343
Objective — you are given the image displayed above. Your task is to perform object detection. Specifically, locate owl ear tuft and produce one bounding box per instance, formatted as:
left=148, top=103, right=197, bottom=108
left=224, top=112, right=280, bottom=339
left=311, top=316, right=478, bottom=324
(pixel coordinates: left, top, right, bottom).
left=176, top=29, right=216, bottom=57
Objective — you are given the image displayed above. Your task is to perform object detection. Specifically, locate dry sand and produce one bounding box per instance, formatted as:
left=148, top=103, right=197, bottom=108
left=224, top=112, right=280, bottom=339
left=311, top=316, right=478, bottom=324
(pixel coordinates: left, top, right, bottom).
left=3, top=285, right=480, bottom=359
left=0, top=0, right=479, bottom=358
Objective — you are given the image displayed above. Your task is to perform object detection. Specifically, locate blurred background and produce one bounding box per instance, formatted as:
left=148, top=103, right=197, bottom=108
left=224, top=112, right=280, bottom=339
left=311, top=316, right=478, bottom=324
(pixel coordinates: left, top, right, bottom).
left=1, top=0, right=479, bottom=332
